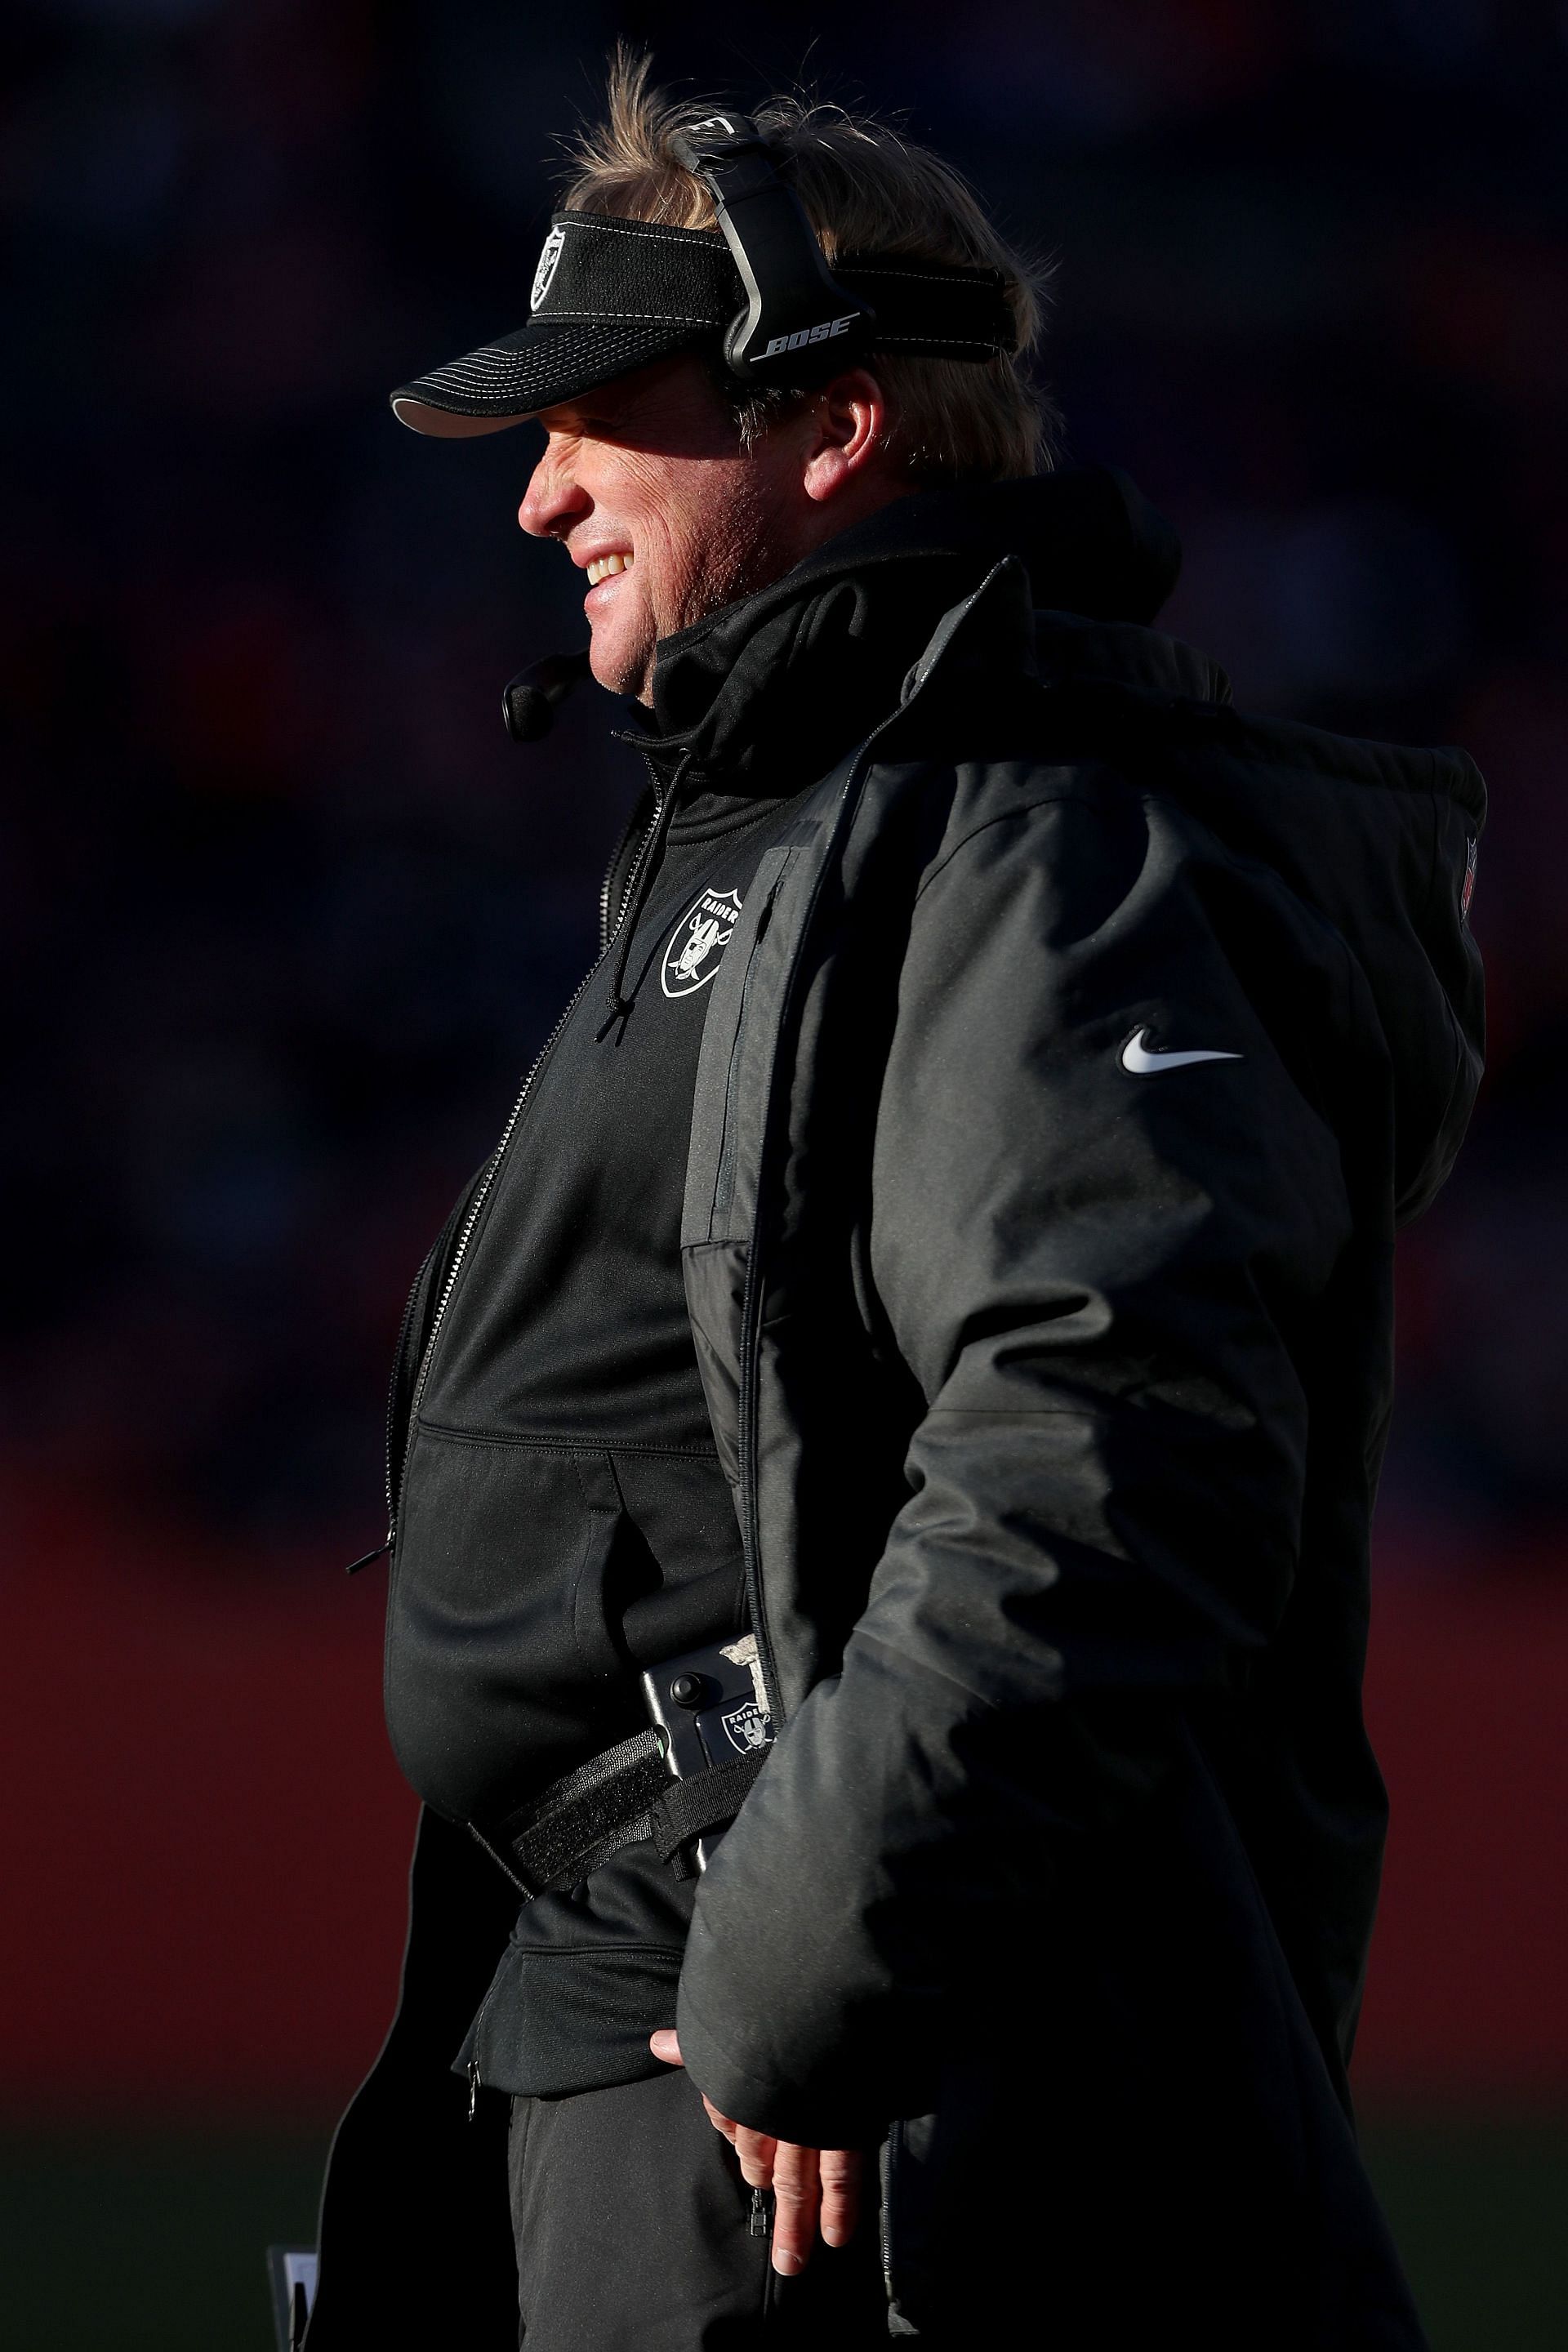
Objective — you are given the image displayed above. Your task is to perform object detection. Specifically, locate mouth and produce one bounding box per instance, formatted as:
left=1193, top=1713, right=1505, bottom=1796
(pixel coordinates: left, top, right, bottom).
left=583, top=551, right=632, bottom=588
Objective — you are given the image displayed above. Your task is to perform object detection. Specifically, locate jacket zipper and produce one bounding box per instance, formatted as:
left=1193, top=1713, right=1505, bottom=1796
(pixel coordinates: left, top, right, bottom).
left=724, top=580, right=1005, bottom=1724
left=384, top=763, right=668, bottom=1552
left=710, top=882, right=779, bottom=1232
left=729, top=758, right=875, bottom=1729
left=880, top=2118, right=904, bottom=2300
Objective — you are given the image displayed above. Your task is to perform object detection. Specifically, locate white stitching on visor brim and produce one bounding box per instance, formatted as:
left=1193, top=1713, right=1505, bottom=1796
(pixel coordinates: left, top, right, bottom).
left=390, top=399, right=532, bottom=439
left=390, top=314, right=720, bottom=434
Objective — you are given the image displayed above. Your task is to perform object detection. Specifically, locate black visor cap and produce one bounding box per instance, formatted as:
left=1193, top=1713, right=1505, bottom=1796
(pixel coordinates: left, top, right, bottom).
left=391, top=213, right=737, bottom=437
left=390, top=211, right=1017, bottom=438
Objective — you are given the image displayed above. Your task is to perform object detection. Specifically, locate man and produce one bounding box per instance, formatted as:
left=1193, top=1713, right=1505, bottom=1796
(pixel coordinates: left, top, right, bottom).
left=304, top=57, right=1484, bottom=2352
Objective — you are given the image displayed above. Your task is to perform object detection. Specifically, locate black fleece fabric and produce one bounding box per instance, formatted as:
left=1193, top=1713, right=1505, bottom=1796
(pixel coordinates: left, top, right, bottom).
left=307, top=467, right=1482, bottom=2350
left=384, top=789, right=791, bottom=1829
left=384, top=774, right=808, bottom=2095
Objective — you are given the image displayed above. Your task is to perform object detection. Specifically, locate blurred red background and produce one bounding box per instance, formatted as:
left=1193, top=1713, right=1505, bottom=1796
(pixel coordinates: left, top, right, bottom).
left=7, top=1473, right=1566, bottom=2118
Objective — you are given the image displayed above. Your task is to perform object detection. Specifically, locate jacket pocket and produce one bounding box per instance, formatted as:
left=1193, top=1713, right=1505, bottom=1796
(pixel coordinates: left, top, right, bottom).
left=681, top=1241, right=751, bottom=1488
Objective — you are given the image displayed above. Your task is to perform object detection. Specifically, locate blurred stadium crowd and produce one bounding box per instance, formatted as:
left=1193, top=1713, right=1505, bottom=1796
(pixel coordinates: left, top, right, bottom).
left=4, top=0, right=1566, bottom=1577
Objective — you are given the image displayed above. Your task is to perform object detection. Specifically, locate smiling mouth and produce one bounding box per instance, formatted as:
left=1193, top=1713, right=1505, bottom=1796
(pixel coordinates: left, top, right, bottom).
left=585, top=552, right=631, bottom=586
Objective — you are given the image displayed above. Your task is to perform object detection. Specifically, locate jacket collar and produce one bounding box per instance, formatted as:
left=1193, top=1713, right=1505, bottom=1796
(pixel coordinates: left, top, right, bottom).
left=635, top=467, right=1186, bottom=791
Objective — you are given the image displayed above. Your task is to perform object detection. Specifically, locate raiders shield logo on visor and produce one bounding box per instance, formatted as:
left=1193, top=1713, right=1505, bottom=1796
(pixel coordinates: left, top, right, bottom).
left=530, top=225, right=567, bottom=313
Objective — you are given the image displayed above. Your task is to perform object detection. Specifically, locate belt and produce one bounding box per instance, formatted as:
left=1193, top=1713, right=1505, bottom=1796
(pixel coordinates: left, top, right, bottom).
left=468, top=1727, right=768, bottom=1900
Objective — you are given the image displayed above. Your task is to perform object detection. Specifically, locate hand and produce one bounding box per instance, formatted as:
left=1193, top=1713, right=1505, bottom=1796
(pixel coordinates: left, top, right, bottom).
left=649, top=2029, right=863, bottom=2276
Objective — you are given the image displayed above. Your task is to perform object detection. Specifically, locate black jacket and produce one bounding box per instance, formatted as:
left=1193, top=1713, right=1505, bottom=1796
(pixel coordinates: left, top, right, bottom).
left=306, top=471, right=1484, bottom=2349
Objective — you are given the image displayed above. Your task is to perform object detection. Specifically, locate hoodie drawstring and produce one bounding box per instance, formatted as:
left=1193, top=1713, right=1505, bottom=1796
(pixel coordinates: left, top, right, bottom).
left=595, top=747, right=693, bottom=1042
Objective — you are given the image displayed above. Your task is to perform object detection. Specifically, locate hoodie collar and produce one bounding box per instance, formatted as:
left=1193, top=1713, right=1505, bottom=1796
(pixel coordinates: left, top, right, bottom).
left=634, top=466, right=1183, bottom=792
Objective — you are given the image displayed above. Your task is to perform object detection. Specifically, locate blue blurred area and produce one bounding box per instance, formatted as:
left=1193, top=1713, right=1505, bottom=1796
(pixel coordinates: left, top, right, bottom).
left=2, top=0, right=1564, bottom=1564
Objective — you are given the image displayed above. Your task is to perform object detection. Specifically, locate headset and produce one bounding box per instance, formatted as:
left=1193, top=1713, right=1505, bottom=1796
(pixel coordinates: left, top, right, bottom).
left=669, top=114, right=878, bottom=386
left=502, top=120, right=875, bottom=742
left=504, top=115, right=1005, bottom=741
left=502, top=648, right=592, bottom=744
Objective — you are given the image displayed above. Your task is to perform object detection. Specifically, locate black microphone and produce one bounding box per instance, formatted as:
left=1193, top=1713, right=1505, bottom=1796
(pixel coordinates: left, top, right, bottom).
left=501, top=648, right=591, bottom=743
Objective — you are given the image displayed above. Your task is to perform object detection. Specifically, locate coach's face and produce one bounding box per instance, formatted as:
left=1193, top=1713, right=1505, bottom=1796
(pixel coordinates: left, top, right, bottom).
left=519, top=356, right=896, bottom=702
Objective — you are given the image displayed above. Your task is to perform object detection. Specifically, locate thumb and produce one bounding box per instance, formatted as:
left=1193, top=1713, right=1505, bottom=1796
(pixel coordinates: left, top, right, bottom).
left=649, top=2029, right=684, bottom=2067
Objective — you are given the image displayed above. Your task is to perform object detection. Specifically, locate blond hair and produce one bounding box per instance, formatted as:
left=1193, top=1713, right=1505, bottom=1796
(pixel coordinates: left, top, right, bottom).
left=559, top=52, right=1057, bottom=484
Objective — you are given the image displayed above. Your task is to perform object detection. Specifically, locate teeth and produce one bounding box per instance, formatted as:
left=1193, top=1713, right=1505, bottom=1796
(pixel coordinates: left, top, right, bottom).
left=586, top=553, right=630, bottom=586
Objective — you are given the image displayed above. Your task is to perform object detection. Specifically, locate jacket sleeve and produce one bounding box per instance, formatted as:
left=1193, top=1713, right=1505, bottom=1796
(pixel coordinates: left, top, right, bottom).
left=674, top=775, right=1356, bottom=2147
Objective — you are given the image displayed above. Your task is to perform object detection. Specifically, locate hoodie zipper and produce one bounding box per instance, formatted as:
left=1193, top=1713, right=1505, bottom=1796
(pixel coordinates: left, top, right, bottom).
left=377, top=762, right=670, bottom=1557
left=599, top=776, right=657, bottom=955
left=345, top=1243, right=438, bottom=1573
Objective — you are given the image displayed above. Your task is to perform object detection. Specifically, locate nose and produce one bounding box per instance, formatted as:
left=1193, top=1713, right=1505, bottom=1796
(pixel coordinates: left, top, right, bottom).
left=519, top=441, right=590, bottom=541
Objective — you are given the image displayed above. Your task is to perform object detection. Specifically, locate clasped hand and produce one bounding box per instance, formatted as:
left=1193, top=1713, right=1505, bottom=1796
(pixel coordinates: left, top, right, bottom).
left=649, top=2029, right=862, bottom=2276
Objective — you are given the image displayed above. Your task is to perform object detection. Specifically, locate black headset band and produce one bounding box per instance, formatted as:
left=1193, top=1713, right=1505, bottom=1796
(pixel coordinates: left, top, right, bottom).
left=530, top=208, right=1017, bottom=374
left=670, top=114, right=874, bottom=380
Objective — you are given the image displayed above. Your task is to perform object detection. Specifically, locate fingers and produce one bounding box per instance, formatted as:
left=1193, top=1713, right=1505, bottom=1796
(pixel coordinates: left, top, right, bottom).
left=765, top=2139, right=819, bottom=2276
left=737, top=2138, right=861, bottom=2274
left=650, top=2036, right=742, bottom=2145
left=817, top=2147, right=862, bottom=2249
left=648, top=2033, right=859, bottom=2275
left=733, top=2123, right=779, bottom=2190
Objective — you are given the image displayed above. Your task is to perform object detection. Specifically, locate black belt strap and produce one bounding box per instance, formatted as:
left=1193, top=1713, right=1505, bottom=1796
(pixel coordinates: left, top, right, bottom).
left=647, top=1753, right=768, bottom=1861
left=469, top=1731, right=768, bottom=1900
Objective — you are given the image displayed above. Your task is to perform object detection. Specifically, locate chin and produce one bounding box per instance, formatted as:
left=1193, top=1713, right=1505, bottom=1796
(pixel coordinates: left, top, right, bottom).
left=587, top=616, right=656, bottom=702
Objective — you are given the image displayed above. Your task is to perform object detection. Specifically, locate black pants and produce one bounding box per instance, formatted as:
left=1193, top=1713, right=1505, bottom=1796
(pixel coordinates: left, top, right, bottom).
left=507, top=2068, right=892, bottom=2350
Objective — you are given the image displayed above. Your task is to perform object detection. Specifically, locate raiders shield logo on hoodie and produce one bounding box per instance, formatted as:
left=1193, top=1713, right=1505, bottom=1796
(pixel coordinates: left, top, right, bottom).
left=662, top=889, right=742, bottom=998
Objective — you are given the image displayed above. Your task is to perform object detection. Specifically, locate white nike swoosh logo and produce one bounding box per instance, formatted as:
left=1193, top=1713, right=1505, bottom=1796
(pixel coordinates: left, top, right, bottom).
left=1120, top=1027, right=1243, bottom=1075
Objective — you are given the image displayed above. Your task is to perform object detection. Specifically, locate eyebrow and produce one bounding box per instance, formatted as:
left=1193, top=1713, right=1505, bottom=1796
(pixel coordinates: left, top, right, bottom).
left=546, top=399, right=634, bottom=434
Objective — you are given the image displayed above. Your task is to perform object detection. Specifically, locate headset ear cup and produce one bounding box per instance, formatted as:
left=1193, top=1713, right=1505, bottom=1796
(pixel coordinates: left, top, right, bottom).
left=731, top=306, right=877, bottom=388
left=675, top=114, right=873, bottom=387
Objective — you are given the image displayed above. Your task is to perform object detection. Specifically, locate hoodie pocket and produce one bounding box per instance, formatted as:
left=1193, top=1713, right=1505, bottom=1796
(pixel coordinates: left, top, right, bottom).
left=384, top=1426, right=635, bottom=1824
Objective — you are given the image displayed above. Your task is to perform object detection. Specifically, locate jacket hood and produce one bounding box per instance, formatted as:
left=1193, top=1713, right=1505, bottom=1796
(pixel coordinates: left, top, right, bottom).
left=902, top=554, right=1486, bottom=1225
left=642, top=466, right=1181, bottom=788
left=1208, top=684, right=1484, bottom=1223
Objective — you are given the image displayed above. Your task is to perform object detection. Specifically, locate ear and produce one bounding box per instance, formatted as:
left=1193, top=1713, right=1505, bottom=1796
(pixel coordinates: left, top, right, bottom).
left=800, top=368, right=891, bottom=506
